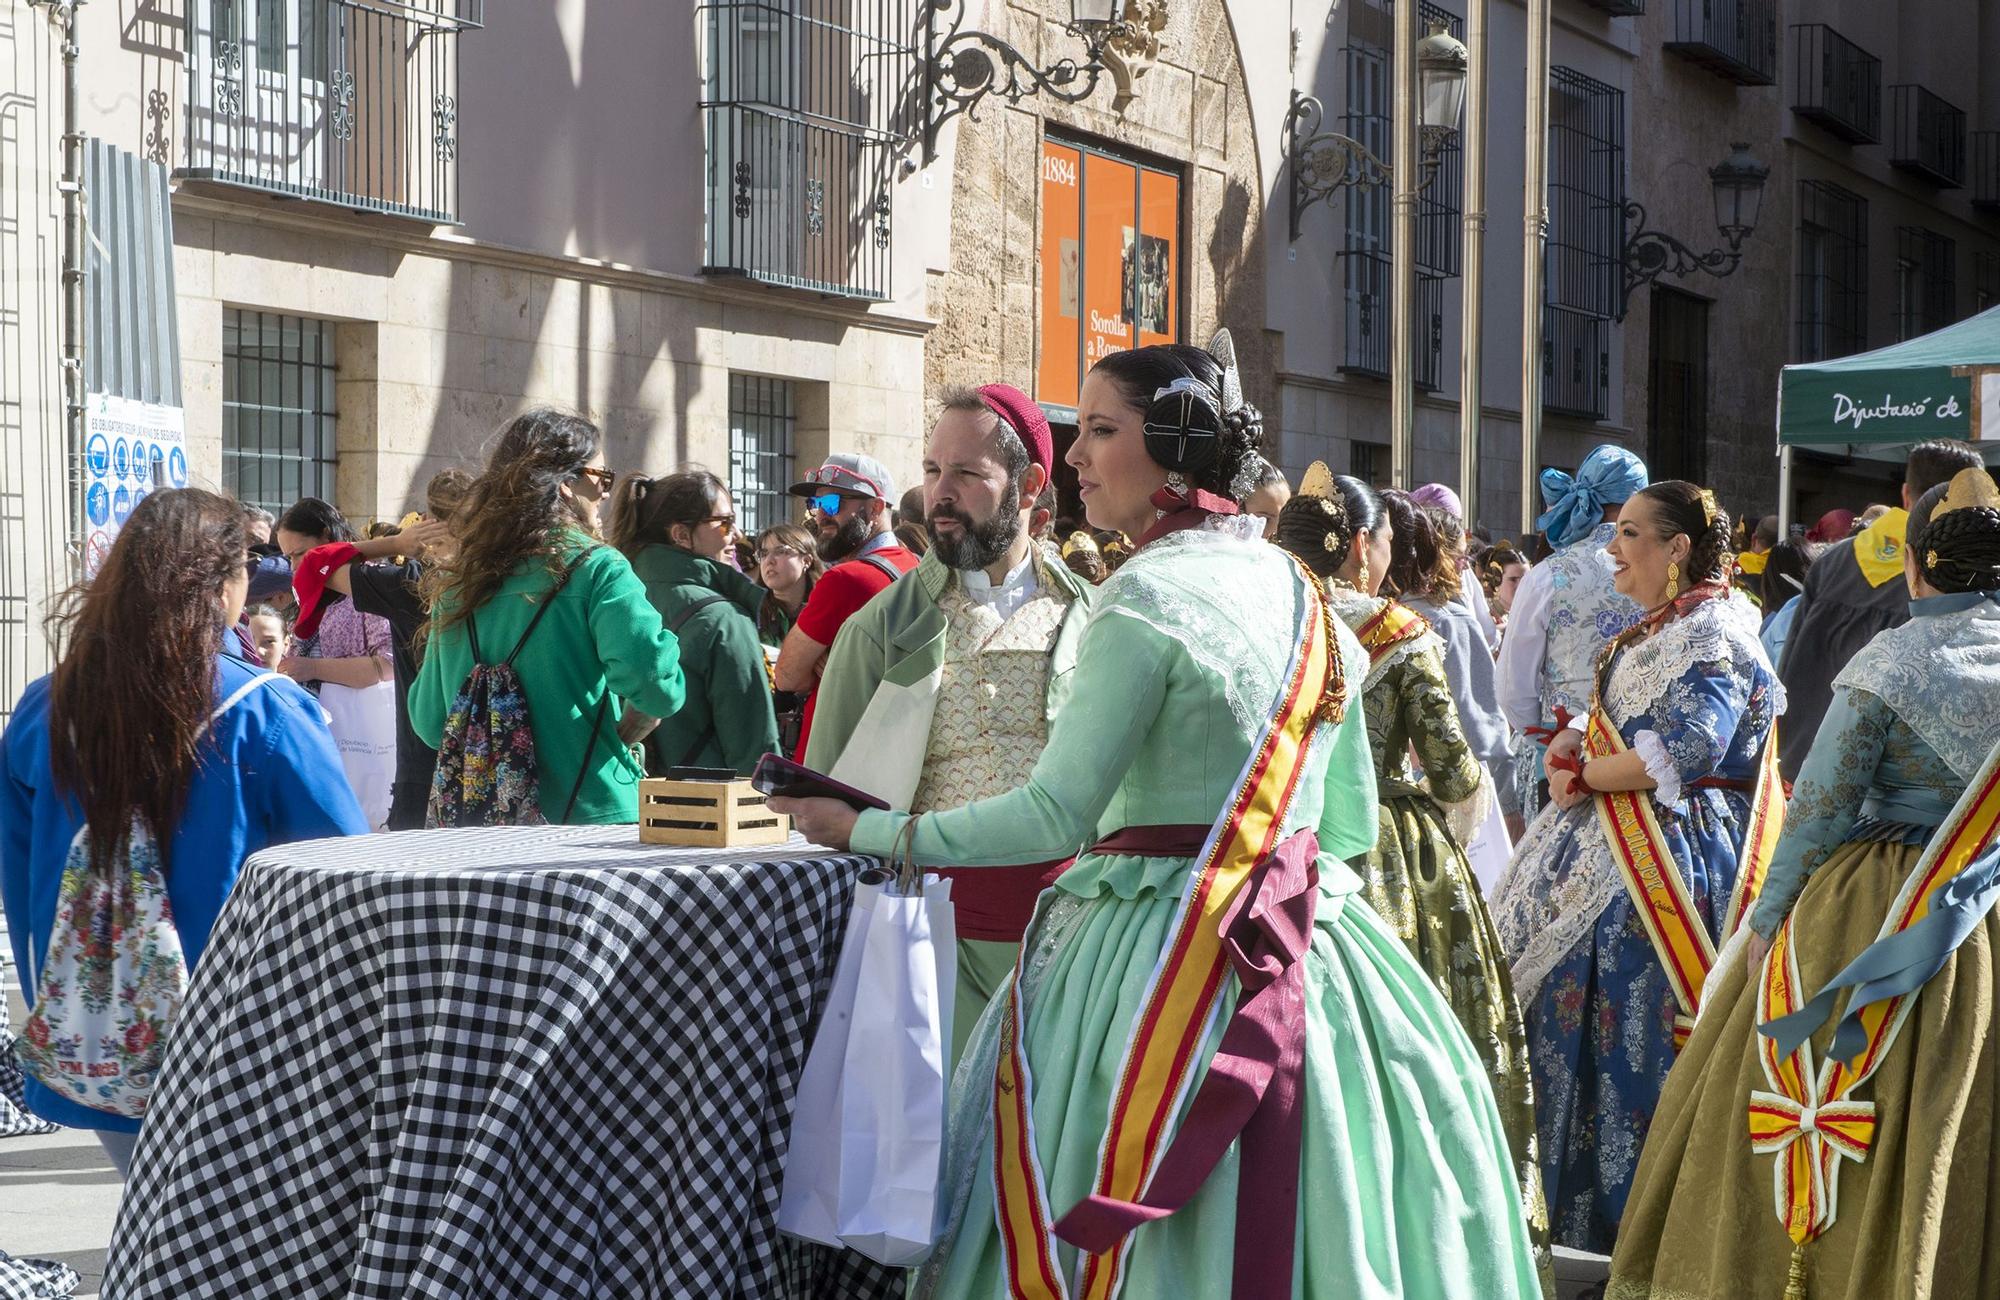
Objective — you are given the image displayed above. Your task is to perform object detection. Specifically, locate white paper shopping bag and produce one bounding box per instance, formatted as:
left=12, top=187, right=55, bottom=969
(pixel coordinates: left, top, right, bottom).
left=835, top=874, right=955, bottom=1265
left=777, top=874, right=883, bottom=1246
left=777, top=866, right=956, bottom=1266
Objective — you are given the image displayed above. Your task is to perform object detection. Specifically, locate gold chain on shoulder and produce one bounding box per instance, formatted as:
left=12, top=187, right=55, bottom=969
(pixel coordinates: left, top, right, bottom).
left=1295, top=560, right=1350, bottom=727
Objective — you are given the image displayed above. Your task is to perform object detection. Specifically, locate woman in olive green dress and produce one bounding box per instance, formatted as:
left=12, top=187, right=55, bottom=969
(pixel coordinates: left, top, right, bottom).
left=1278, top=474, right=1550, bottom=1283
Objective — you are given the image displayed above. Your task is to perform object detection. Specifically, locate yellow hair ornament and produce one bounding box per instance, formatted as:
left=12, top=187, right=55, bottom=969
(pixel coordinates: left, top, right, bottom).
left=1936, top=467, right=2000, bottom=520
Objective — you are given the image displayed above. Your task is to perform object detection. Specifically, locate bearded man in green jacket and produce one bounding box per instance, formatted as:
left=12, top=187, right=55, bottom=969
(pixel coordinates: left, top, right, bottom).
left=805, top=384, right=1094, bottom=1068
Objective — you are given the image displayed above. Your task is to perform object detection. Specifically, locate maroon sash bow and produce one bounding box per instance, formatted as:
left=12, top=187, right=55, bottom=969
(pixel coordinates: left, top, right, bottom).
left=1054, top=827, right=1320, bottom=1300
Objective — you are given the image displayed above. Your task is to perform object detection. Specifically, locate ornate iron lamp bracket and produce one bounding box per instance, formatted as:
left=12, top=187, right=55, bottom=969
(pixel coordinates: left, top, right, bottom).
left=1284, top=93, right=1451, bottom=242
left=922, top=0, right=1134, bottom=163
left=1619, top=200, right=1745, bottom=320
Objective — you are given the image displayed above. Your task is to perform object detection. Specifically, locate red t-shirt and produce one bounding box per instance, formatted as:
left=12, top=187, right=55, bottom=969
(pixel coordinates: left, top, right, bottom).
left=792, top=545, right=920, bottom=759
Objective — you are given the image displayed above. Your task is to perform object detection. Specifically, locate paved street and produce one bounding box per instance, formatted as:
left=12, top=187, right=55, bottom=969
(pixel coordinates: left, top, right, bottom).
left=5, top=957, right=118, bottom=1300
left=0, top=1126, right=118, bottom=1300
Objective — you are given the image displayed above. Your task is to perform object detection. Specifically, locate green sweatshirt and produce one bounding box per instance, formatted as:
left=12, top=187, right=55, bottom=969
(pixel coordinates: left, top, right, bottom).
left=626, top=544, right=780, bottom=775
left=411, top=536, right=686, bottom=824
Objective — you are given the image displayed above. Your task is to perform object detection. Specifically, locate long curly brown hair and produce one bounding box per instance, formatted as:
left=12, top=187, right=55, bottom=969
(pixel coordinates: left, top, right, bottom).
left=419, top=408, right=598, bottom=649
left=47, top=488, right=247, bottom=872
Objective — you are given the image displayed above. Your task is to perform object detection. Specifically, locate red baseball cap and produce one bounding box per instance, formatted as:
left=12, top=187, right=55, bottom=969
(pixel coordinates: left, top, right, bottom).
left=976, top=384, right=1055, bottom=478
left=291, top=541, right=361, bottom=639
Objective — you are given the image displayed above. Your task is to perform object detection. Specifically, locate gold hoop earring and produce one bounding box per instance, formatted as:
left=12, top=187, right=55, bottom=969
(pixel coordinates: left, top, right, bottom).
left=1665, top=561, right=1681, bottom=602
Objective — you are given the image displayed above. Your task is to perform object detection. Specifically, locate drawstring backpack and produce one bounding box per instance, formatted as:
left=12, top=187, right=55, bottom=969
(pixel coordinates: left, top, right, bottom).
left=18, top=671, right=283, bottom=1119
left=426, top=554, right=604, bottom=827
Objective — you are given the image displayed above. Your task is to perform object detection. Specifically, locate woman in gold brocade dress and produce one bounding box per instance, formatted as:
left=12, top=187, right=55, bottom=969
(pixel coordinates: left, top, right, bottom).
left=1277, top=470, right=1550, bottom=1286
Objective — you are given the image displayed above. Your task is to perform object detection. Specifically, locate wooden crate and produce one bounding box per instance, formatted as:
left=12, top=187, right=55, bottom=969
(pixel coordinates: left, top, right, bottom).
left=638, top=777, right=791, bottom=848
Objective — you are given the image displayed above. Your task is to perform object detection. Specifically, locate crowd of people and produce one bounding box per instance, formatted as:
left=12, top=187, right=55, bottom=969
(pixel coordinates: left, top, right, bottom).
left=3, top=320, right=1998, bottom=1298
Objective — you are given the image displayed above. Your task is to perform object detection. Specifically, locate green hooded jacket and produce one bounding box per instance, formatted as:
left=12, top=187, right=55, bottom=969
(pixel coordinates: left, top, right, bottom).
left=627, top=544, right=780, bottom=774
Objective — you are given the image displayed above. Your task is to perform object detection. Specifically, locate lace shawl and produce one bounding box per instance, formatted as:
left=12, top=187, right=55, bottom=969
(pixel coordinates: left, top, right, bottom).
left=1834, top=601, right=2000, bottom=782
left=1492, top=599, right=1778, bottom=1002
left=1084, top=525, right=1296, bottom=737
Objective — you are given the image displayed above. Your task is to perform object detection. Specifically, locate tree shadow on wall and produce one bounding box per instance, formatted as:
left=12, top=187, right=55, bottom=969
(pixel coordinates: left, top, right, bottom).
left=1206, top=176, right=1272, bottom=414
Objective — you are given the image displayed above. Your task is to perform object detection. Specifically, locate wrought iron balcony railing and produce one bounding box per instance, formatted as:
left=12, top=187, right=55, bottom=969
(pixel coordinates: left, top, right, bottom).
left=182, top=0, right=480, bottom=224
left=1790, top=23, right=1880, bottom=144
left=1665, top=0, right=1777, bottom=87
left=1888, top=84, right=1967, bottom=187
left=1544, top=305, right=1612, bottom=420
left=1579, top=0, right=1645, bottom=15
left=698, top=0, right=918, bottom=303
left=1337, top=251, right=1444, bottom=391
left=1973, top=132, right=2000, bottom=211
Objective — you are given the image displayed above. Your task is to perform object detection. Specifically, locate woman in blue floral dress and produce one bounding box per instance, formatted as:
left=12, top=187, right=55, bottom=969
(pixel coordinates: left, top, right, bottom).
left=1488, top=481, right=1783, bottom=1252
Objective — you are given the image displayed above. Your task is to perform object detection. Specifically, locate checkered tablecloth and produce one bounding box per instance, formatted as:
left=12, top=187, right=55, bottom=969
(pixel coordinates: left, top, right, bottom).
left=102, top=827, right=905, bottom=1300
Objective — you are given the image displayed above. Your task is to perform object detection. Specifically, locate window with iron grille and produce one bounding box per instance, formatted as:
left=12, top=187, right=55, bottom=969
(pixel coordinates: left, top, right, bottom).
left=1350, top=439, right=1387, bottom=486
left=1977, top=252, right=2000, bottom=314
left=1974, top=133, right=2000, bottom=211
left=223, top=310, right=338, bottom=514
left=700, top=0, right=917, bottom=302
left=1543, top=67, right=1624, bottom=420
left=1795, top=181, right=1867, bottom=360
left=1895, top=226, right=1955, bottom=339
left=1337, top=4, right=1461, bottom=391
left=728, top=374, right=797, bottom=536
left=185, top=0, right=478, bottom=223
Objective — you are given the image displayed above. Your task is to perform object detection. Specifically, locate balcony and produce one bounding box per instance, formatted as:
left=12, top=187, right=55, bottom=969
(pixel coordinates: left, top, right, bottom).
left=1544, top=305, right=1612, bottom=420
left=1889, top=85, right=1967, bottom=187
left=1337, top=251, right=1444, bottom=390
left=181, top=0, right=482, bottom=224
left=1579, top=0, right=1646, bottom=14
left=698, top=0, right=917, bottom=302
left=1665, top=0, right=1777, bottom=87
left=1790, top=24, right=1880, bottom=144
left=1975, top=132, right=2000, bottom=211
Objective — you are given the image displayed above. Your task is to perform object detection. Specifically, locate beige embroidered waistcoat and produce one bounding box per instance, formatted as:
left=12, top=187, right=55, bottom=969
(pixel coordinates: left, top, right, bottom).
left=909, top=580, right=1070, bottom=815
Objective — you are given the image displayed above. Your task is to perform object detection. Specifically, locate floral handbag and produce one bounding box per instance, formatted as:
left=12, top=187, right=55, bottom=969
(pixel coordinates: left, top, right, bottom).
left=17, top=821, right=187, bottom=1119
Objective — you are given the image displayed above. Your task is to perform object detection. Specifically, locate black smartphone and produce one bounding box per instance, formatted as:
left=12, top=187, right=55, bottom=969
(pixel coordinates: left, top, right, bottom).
left=750, top=753, right=891, bottom=812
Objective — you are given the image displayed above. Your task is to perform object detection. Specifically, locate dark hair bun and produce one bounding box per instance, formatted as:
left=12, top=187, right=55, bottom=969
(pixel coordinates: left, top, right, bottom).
left=1274, top=494, right=1352, bottom=578
left=1919, top=505, right=2000, bottom=593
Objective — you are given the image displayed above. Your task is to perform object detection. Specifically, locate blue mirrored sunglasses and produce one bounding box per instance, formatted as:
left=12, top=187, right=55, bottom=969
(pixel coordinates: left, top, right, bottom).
left=807, top=491, right=846, bottom=517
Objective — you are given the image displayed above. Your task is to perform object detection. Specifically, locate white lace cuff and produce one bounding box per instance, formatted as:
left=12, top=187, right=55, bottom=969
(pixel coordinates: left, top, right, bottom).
left=1565, top=713, right=1588, bottom=734
left=1632, top=729, right=1683, bottom=806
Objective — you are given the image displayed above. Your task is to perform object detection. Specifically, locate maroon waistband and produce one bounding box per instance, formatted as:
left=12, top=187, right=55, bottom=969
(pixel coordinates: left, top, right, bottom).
left=925, top=859, right=1071, bottom=943
left=1691, top=775, right=1754, bottom=793
left=1090, top=824, right=1211, bottom=857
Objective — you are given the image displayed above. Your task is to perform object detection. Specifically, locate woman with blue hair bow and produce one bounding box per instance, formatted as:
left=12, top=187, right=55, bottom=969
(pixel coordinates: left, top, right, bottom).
left=1496, top=446, right=1649, bottom=814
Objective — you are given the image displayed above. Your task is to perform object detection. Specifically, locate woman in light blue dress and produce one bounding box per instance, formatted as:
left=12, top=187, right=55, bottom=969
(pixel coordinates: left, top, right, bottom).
left=778, top=338, right=1540, bottom=1298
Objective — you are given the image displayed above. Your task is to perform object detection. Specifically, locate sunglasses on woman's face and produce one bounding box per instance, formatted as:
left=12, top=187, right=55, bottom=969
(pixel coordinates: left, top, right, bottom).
left=700, top=514, right=737, bottom=533
left=574, top=466, right=616, bottom=492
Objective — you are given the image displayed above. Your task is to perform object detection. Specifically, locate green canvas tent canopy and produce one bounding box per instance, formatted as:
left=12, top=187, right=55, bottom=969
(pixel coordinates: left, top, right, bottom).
left=1775, top=307, right=2000, bottom=531
left=1779, top=305, right=2000, bottom=453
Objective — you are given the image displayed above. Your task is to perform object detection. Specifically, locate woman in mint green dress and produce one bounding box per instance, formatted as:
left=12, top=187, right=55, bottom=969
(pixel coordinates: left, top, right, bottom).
left=775, top=337, right=1539, bottom=1299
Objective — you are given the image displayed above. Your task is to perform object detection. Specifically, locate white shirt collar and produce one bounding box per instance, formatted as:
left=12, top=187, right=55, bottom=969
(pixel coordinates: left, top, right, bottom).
left=960, top=553, right=1038, bottom=599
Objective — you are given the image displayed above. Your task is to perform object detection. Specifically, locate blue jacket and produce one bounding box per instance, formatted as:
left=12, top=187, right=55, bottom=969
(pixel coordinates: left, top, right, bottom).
left=2, top=653, right=367, bottom=1131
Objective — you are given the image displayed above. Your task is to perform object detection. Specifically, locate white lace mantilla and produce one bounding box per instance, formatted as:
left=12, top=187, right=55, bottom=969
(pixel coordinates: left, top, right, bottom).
left=1835, top=601, right=2000, bottom=782
left=1322, top=587, right=1440, bottom=691
left=1087, top=527, right=1296, bottom=737
left=1491, top=599, right=1777, bottom=1003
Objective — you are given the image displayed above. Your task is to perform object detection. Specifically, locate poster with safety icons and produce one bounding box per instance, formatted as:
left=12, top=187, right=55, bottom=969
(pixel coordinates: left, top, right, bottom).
left=84, top=392, right=186, bottom=574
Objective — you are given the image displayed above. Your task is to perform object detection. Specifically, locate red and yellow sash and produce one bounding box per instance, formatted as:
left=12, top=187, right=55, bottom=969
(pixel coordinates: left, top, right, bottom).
left=1354, top=600, right=1431, bottom=672
left=993, top=572, right=1332, bottom=1300
left=1723, top=721, right=1786, bottom=941
left=1749, top=740, right=2000, bottom=1252
left=1583, top=709, right=1717, bottom=1051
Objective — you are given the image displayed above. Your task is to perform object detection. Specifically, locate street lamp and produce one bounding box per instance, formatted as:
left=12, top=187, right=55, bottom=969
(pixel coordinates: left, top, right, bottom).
left=1417, top=23, right=1469, bottom=168
left=1283, top=22, right=1467, bottom=242
left=922, top=0, right=1135, bottom=163
left=1618, top=142, right=1770, bottom=319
